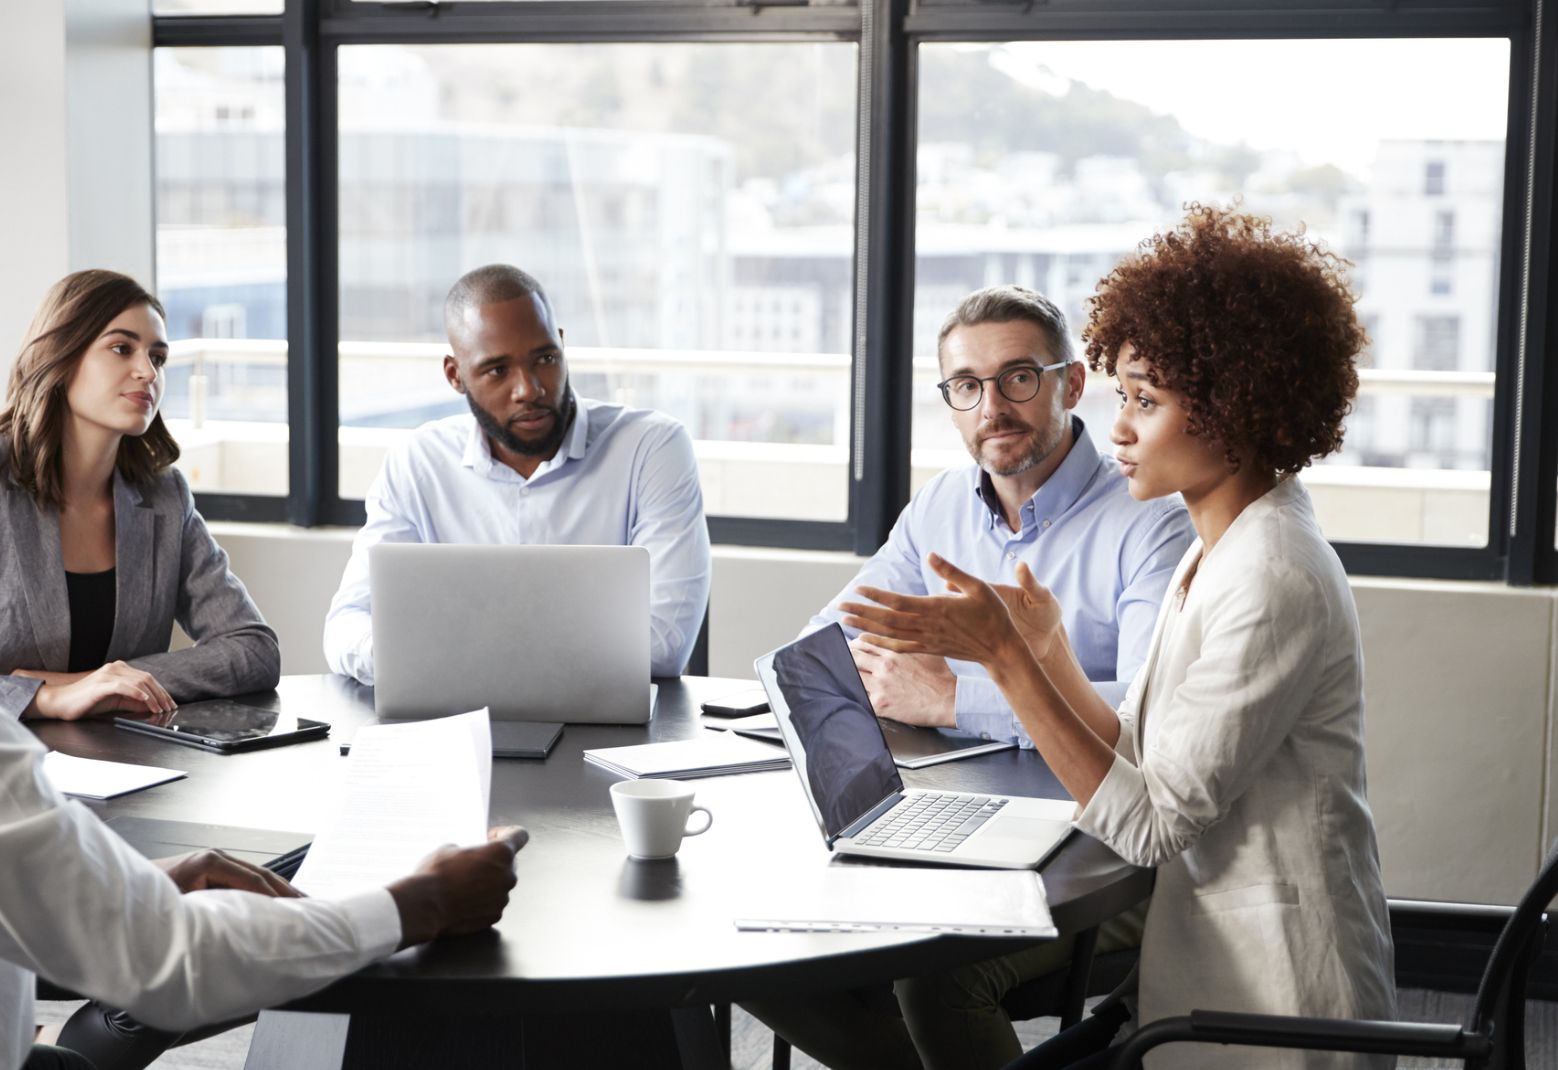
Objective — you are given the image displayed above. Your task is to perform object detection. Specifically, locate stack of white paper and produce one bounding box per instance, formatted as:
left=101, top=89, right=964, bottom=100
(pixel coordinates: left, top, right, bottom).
left=736, top=865, right=1055, bottom=937
left=583, top=734, right=790, bottom=779
left=702, top=713, right=782, bottom=742
left=292, top=709, right=492, bottom=899
left=42, top=752, right=186, bottom=800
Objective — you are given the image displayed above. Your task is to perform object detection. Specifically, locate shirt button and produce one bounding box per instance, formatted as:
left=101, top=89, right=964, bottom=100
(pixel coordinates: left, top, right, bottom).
left=1042, top=519, right=1052, bottom=528
left=1006, top=551, right=1016, bottom=561
left=521, top=487, right=530, bottom=496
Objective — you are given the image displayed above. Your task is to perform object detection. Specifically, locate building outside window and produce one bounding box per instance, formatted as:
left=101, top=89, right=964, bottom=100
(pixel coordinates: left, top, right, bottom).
left=154, top=47, right=288, bottom=497
left=908, top=40, right=1507, bottom=548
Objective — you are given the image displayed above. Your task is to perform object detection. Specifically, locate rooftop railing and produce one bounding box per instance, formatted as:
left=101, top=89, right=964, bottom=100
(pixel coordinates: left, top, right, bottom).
left=162, top=339, right=1497, bottom=546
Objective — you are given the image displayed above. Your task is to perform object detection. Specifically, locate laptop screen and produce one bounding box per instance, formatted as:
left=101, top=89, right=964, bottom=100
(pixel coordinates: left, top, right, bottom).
left=757, top=624, right=905, bottom=842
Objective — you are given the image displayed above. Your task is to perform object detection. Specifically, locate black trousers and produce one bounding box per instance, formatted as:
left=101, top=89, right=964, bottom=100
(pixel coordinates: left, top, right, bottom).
left=22, top=1045, right=97, bottom=1070
left=35, top=981, right=190, bottom=1070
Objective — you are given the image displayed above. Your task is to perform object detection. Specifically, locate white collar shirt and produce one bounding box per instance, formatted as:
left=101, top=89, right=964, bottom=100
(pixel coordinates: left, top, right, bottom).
left=325, top=396, right=711, bottom=683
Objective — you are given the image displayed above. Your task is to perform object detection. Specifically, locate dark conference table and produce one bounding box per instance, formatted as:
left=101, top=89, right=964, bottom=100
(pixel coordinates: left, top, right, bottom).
left=33, top=674, right=1151, bottom=1069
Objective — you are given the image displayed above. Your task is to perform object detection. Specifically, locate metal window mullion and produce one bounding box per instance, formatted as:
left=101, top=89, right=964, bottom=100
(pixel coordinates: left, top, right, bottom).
left=1510, top=0, right=1558, bottom=583
left=284, top=0, right=340, bottom=527
left=849, top=0, right=913, bottom=556
left=318, top=10, right=860, bottom=42
left=903, top=0, right=1526, bottom=41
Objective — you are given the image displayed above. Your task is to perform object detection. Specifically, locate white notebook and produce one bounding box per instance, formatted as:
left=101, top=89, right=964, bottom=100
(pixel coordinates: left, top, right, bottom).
left=583, top=734, right=790, bottom=779
left=735, top=865, right=1054, bottom=937
left=42, top=752, right=186, bottom=800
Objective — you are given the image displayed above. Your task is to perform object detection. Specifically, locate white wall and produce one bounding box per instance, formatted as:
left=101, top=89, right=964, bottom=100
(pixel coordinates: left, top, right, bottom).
left=0, top=0, right=154, bottom=364
left=206, top=523, right=1558, bottom=907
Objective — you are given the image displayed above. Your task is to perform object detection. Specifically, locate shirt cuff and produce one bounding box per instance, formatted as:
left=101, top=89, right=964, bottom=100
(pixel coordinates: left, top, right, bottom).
left=1113, top=713, right=1137, bottom=762
left=953, top=676, right=1035, bottom=749
left=1, top=675, right=44, bottom=720
left=1073, top=750, right=1153, bottom=865
left=334, top=887, right=403, bottom=959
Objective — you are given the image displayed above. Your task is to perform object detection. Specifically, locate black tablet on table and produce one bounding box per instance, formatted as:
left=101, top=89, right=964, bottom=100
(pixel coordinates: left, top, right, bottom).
left=115, top=699, right=330, bottom=753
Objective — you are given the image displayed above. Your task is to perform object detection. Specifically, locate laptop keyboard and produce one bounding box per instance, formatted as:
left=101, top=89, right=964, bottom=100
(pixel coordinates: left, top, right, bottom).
left=853, top=793, right=1008, bottom=853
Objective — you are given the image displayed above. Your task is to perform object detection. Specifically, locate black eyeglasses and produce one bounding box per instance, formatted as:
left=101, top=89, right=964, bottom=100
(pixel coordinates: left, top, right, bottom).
left=936, top=360, right=1072, bottom=411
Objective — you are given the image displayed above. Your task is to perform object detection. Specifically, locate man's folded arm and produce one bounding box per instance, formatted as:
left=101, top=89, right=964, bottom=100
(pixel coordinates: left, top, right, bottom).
left=807, top=508, right=927, bottom=639
left=1112, top=503, right=1197, bottom=696
left=952, top=675, right=1126, bottom=749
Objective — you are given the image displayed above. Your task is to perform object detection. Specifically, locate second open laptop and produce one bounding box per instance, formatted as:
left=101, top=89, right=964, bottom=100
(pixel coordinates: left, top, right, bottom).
left=370, top=543, right=655, bottom=723
left=754, top=624, right=1075, bottom=869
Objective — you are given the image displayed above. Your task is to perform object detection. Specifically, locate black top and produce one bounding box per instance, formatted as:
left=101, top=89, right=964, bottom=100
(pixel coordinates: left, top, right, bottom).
left=65, top=568, right=116, bottom=672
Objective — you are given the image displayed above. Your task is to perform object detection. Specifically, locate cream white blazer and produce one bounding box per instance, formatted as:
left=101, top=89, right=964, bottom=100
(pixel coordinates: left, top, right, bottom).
left=1075, top=478, right=1396, bottom=1070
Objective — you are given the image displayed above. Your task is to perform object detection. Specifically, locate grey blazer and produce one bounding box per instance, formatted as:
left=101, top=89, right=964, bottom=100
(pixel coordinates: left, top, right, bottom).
left=0, top=463, right=280, bottom=719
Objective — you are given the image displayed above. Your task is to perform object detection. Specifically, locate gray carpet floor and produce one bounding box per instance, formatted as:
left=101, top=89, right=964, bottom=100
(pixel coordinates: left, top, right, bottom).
left=32, top=990, right=1557, bottom=1068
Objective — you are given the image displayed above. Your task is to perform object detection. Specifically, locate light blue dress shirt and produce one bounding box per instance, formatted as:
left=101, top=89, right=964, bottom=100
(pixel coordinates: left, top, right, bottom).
left=810, top=418, right=1194, bottom=747
left=324, top=395, right=711, bottom=683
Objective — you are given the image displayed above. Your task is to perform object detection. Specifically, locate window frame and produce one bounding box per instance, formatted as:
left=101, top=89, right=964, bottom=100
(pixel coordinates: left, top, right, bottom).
left=152, top=0, right=1558, bottom=581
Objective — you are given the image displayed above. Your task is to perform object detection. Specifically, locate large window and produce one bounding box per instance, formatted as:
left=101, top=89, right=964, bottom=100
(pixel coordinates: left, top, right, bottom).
left=911, top=39, right=1509, bottom=549
left=333, top=43, right=858, bottom=521
left=154, top=46, right=288, bottom=497
left=148, top=1, right=1558, bottom=580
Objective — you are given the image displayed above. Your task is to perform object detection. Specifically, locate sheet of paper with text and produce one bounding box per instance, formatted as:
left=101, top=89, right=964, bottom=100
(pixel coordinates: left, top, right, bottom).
left=293, top=709, right=491, bottom=899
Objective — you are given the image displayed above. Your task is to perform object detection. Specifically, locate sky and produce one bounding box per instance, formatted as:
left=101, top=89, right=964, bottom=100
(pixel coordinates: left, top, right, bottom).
left=986, top=38, right=1511, bottom=176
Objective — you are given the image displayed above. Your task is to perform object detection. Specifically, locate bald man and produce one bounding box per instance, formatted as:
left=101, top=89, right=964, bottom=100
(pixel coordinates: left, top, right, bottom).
left=324, top=265, right=711, bottom=684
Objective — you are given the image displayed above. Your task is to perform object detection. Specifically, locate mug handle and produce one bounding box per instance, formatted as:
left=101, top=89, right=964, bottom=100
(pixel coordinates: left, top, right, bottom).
left=683, top=805, right=713, bottom=837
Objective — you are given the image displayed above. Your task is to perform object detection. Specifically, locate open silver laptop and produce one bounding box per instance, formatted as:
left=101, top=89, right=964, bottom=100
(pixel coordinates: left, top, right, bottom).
left=370, top=544, right=655, bottom=723
left=755, top=624, right=1075, bottom=869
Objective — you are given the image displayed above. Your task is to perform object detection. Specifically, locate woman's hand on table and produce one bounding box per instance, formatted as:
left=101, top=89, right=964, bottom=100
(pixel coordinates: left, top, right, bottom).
left=17, top=662, right=175, bottom=720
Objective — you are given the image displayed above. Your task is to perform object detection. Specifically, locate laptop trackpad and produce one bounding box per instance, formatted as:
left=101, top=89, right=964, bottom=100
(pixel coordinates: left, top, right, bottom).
left=977, top=818, right=1070, bottom=848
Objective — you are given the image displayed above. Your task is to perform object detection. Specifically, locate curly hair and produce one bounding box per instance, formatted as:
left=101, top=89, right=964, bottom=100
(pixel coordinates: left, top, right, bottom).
left=1083, top=204, right=1364, bottom=477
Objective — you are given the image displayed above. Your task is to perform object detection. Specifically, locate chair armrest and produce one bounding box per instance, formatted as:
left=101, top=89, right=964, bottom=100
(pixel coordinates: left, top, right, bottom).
left=1390, top=898, right=1519, bottom=922
left=1111, top=1012, right=1492, bottom=1069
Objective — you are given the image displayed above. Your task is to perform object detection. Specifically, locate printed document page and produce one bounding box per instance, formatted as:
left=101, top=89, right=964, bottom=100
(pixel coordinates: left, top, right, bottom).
left=293, top=709, right=491, bottom=899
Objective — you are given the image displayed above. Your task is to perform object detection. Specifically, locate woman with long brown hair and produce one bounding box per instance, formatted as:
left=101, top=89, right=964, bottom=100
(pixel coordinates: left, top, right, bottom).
left=2, top=271, right=283, bottom=1069
left=0, top=269, right=279, bottom=722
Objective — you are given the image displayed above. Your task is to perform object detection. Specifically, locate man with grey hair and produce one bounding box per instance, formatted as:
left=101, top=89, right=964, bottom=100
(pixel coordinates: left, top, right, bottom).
left=747, top=285, right=1193, bottom=1070
left=324, top=264, right=711, bottom=684
left=812, top=283, right=1190, bottom=737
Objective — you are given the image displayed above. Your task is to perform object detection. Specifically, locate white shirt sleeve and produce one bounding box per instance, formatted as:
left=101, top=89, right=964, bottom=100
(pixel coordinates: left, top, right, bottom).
left=0, top=719, right=401, bottom=1034
left=323, top=457, right=425, bottom=685
left=630, top=423, right=712, bottom=676
left=808, top=503, right=927, bottom=639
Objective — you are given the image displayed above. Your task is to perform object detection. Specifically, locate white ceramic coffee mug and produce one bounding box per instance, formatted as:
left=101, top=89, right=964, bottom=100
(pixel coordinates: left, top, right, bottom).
left=609, top=779, right=714, bottom=860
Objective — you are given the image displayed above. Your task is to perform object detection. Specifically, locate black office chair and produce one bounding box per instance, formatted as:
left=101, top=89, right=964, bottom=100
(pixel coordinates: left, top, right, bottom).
left=687, top=602, right=711, bottom=677
left=1105, top=836, right=1558, bottom=1070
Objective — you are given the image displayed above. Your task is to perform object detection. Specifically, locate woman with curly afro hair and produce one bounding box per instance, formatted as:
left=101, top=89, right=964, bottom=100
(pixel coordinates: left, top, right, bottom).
left=842, top=206, right=1395, bottom=1069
